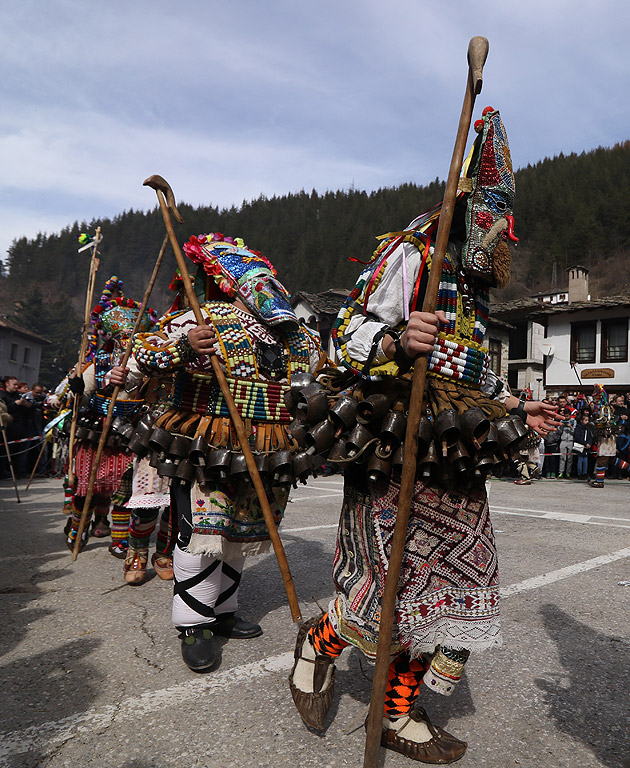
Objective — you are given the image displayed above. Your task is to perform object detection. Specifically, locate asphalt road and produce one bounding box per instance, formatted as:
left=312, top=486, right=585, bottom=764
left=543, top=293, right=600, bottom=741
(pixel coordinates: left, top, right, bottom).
left=0, top=474, right=628, bottom=768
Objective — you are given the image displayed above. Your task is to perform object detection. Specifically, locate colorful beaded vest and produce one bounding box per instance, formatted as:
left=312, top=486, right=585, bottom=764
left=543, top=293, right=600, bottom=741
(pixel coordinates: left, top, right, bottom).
left=134, top=302, right=312, bottom=422
left=333, top=234, right=489, bottom=386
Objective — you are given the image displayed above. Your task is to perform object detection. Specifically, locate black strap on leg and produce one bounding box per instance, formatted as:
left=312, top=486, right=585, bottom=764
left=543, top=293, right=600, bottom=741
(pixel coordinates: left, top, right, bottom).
left=214, top=561, right=242, bottom=608
left=173, top=559, right=221, bottom=619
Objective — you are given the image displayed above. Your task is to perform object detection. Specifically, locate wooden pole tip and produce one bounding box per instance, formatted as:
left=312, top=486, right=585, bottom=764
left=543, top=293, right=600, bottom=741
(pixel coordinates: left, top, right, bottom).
left=468, top=36, right=489, bottom=95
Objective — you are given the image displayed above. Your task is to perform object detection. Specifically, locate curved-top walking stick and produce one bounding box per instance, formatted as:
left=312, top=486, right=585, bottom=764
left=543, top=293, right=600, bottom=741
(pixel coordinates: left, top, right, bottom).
left=72, top=236, right=169, bottom=560
left=67, top=227, right=102, bottom=490
left=144, top=174, right=302, bottom=624
left=362, top=37, right=489, bottom=768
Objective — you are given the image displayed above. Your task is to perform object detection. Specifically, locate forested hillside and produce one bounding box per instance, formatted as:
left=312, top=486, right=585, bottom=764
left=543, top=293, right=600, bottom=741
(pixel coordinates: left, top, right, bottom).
left=1, top=142, right=629, bottom=386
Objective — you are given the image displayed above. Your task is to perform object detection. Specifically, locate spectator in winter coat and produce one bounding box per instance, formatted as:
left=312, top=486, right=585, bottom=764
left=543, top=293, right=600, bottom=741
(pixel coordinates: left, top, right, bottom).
left=573, top=412, right=594, bottom=480
left=614, top=425, right=630, bottom=479
left=0, top=376, right=30, bottom=476
left=557, top=406, right=576, bottom=478
left=543, top=422, right=561, bottom=478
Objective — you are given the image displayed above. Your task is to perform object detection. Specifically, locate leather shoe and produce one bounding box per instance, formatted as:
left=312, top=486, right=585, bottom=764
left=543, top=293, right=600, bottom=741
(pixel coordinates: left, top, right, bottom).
left=378, top=707, right=467, bottom=764
left=289, top=616, right=336, bottom=730
left=151, top=552, right=174, bottom=580
left=178, top=626, right=219, bottom=671
left=211, top=613, right=262, bottom=639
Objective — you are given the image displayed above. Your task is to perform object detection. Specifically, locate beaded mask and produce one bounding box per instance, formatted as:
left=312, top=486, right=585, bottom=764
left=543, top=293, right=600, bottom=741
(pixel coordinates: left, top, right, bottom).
left=99, top=304, right=155, bottom=352
left=183, top=233, right=298, bottom=327
left=460, top=107, right=518, bottom=286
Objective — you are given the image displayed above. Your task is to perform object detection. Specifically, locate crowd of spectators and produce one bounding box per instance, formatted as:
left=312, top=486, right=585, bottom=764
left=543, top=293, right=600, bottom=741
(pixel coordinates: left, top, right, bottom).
left=0, top=375, right=51, bottom=479
left=537, top=391, right=630, bottom=482
left=2, top=376, right=630, bottom=486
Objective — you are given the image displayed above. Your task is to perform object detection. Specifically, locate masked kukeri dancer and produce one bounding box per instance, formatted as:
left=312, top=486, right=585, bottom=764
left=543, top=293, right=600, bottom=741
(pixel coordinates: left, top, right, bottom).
left=130, top=234, right=323, bottom=670
left=288, top=107, right=560, bottom=763
left=64, top=276, right=157, bottom=552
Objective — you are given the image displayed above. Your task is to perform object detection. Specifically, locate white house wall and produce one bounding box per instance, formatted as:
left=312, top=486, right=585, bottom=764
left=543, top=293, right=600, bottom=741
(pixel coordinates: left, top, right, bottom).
left=529, top=322, right=545, bottom=361
left=0, top=329, right=44, bottom=383
left=545, top=307, right=630, bottom=389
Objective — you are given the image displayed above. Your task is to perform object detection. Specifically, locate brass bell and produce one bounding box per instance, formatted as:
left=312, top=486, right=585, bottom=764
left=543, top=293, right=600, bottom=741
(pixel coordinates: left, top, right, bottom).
left=169, top=434, right=192, bottom=458
left=288, top=419, right=308, bottom=448
left=295, top=384, right=329, bottom=425
left=328, top=395, right=359, bottom=432
left=206, top=448, right=232, bottom=482
left=304, top=419, right=336, bottom=456
left=345, top=424, right=374, bottom=459
left=367, top=452, right=392, bottom=484
left=148, top=427, right=173, bottom=459
left=418, top=441, right=439, bottom=480
left=460, top=407, right=490, bottom=450
left=417, top=417, right=433, bottom=459
left=292, top=451, right=313, bottom=484
left=356, top=393, right=390, bottom=425
left=434, top=409, right=461, bottom=457
left=378, top=411, right=407, bottom=455
left=189, top=436, right=209, bottom=467
left=175, top=458, right=196, bottom=483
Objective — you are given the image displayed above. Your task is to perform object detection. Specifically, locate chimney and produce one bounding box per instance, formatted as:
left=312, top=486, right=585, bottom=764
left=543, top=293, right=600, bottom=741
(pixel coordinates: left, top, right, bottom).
left=567, top=265, right=589, bottom=303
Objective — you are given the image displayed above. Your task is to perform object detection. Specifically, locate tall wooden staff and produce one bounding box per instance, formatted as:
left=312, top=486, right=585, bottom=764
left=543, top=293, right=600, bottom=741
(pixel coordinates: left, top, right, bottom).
left=67, top=227, right=103, bottom=489
left=1, top=426, right=21, bottom=502
left=363, top=37, right=489, bottom=768
left=25, top=435, right=48, bottom=492
left=144, top=174, right=303, bottom=623
left=72, top=236, right=169, bottom=560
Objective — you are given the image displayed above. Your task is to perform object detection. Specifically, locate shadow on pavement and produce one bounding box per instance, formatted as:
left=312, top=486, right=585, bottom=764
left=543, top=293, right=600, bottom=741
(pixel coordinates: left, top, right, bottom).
left=535, top=603, right=629, bottom=768
left=0, top=505, right=73, bottom=660
left=0, top=491, right=104, bottom=767
left=238, top=534, right=336, bottom=626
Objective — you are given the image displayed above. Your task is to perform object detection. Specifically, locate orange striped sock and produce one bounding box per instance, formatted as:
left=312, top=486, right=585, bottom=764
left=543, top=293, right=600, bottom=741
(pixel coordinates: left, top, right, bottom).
left=309, top=612, right=350, bottom=659
left=384, top=655, right=429, bottom=719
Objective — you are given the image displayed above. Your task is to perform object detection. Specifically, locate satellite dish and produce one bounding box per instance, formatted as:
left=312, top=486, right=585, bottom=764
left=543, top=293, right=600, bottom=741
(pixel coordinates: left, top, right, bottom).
left=540, top=341, right=555, bottom=356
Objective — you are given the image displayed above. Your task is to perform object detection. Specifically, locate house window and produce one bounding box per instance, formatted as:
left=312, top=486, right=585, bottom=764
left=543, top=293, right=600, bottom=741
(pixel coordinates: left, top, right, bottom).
left=23, top=347, right=31, bottom=365
left=570, top=322, right=596, bottom=364
left=601, top=318, right=628, bottom=362
left=488, top=338, right=502, bottom=375
left=9, top=343, right=18, bottom=362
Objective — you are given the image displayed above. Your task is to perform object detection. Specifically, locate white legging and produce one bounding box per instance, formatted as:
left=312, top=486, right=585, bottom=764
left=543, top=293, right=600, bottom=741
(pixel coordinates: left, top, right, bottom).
left=172, top=545, right=245, bottom=628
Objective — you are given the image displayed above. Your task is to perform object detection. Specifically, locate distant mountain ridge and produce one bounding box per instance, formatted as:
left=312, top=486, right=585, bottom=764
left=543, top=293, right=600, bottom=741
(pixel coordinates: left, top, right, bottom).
left=1, top=142, right=628, bottom=386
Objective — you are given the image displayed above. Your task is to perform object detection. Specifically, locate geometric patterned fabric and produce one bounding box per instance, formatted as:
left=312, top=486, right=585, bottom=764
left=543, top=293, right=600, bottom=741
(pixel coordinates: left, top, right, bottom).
left=330, top=476, right=501, bottom=660
left=74, top=443, right=132, bottom=497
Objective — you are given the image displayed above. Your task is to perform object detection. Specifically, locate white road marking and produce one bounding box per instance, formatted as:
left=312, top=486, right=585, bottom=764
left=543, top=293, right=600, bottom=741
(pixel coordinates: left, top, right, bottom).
left=297, top=482, right=345, bottom=490
left=2, top=547, right=630, bottom=758
left=0, top=653, right=294, bottom=761
left=492, top=507, right=630, bottom=528
left=289, top=492, right=343, bottom=502
left=500, top=547, right=630, bottom=597
left=284, top=523, right=337, bottom=533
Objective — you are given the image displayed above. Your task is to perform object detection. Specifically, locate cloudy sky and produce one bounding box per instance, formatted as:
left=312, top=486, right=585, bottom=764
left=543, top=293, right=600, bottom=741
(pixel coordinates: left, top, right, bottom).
left=0, top=0, right=628, bottom=264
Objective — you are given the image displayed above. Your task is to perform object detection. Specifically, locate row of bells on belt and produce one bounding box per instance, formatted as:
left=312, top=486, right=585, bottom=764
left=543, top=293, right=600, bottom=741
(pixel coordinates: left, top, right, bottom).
left=62, top=411, right=136, bottom=450
left=124, top=410, right=323, bottom=488
left=283, top=372, right=529, bottom=485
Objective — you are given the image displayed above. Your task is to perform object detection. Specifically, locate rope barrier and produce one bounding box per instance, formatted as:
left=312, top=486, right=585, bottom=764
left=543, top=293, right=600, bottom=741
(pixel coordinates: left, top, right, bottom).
left=2, top=435, right=42, bottom=446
